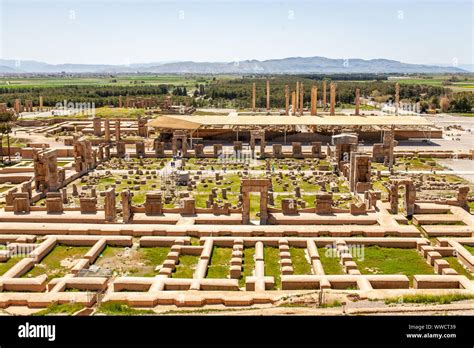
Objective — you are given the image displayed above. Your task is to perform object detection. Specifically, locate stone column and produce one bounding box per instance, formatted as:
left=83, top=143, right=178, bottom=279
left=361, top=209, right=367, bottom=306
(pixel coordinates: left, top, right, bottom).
left=285, top=85, right=289, bottom=116
left=121, top=190, right=132, bottom=223
left=104, top=119, right=111, bottom=142
left=104, top=187, right=116, bottom=222
left=260, top=190, right=268, bottom=225
left=355, top=88, right=360, bottom=116
left=330, top=83, right=336, bottom=116
left=291, top=92, right=296, bottom=116
left=39, top=96, right=43, bottom=111
left=295, top=81, right=300, bottom=115
left=93, top=117, right=101, bottom=136
left=252, top=82, right=256, bottom=112
left=311, top=85, right=317, bottom=116
left=299, top=83, right=304, bottom=115
left=322, top=81, right=327, bottom=110
left=242, top=191, right=250, bottom=224
left=395, top=82, right=400, bottom=115
left=266, top=80, right=270, bottom=111
left=119, top=95, right=123, bottom=108
left=14, top=99, right=21, bottom=114
left=115, top=120, right=121, bottom=141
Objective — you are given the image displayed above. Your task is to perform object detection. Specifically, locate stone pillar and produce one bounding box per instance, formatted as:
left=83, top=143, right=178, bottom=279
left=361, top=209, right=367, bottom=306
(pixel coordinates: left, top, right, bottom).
left=252, top=82, right=256, bottom=112
left=355, top=88, right=360, bottom=116
left=457, top=186, right=470, bottom=211
left=39, top=96, right=43, bottom=111
left=295, top=81, right=300, bottom=115
left=121, top=190, right=132, bottom=223
left=154, top=140, right=165, bottom=157
left=45, top=192, right=63, bottom=214
left=285, top=85, right=289, bottom=116
left=330, top=83, right=336, bottom=116
left=213, top=144, right=223, bottom=158
left=115, top=120, right=121, bottom=141
left=299, top=83, right=304, bottom=115
left=138, top=116, right=148, bottom=137
left=93, top=117, right=101, bottom=136
left=104, top=187, right=116, bottom=222
left=14, top=99, right=21, bottom=114
left=116, top=141, right=126, bottom=158
left=322, top=81, right=327, bottom=110
left=311, top=142, right=321, bottom=158
left=242, top=191, right=251, bottom=224
left=311, top=85, right=317, bottom=116
left=136, top=141, right=145, bottom=157
left=12, top=193, right=30, bottom=213
left=395, top=82, right=400, bottom=115
left=349, top=153, right=371, bottom=193
left=266, top=80, right=270, bottom=111
left=291, top=92, right=296, bottom=116
left=119, top=95, right=123, bottom=108
left=104, top=119, right=111, bottom=142
left=292, top=142, right=303, bottom=159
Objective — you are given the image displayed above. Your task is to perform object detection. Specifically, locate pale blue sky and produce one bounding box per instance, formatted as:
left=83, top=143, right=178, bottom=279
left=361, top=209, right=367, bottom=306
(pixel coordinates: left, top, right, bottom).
left=0, top=0, right=472, bottom=65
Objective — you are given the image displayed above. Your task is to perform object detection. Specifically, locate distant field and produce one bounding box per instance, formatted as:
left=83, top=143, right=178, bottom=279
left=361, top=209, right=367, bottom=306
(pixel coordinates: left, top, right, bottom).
left=0, top=75, right=218, bottom=88
left=389, top=75, right=474, bottom=92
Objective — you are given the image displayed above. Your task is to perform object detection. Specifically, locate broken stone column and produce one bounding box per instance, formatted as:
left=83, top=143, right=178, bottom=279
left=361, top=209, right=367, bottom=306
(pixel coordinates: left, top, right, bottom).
left=145, top=191, right=163, bottom=215
left=194, top=144, right=204, bottom=158
left=252, top=82, right=256, bottom=112
left=299, top=82, right=304, bottom=115
left=33, top=148, right=59, bottom=192
left=285, top=85, right=289, bottom=116
left=291, top=91, right=296, bottom=115
left=311, top=85, right=317, bottom=116
left=272, top=144, right=283, bottom=159
left=322, top=81, right=327, bottom=110
left=93, top=117, right=101, bottom=136
left=457, top=186, right=470, bottom=211
left=349, top=153, right=372, bottom=193
left=355, top=88, right=360, bottom=116
left=104, top=187, right=116, bottom=222
left=311, top=142, right=321, bottom=158
left=138, top=116, right=148, bottom=137
left=116, top=141, right=126, bottom=158
left=213, top=144, right=223, bottom=158
left=61, top=188, right=68, bottom=204
left=154, top=139, right=165, bottom=158
left=395, top=82, right=400, bottom=115
left=104, top=119, right=111, bottom=142
left=115, top=120, right=121, bottom=141
left=136, top=141, right=145, bottom=157
left=266, top=80, right=270, bottom=111
left=330, top=83, right=336, bottom=116
left=121, top=190, right=133, bottom=223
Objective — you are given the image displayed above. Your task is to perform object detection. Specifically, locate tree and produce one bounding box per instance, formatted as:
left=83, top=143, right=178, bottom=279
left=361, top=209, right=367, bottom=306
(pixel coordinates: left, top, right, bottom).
left=0, top=110, right=17, bottom=164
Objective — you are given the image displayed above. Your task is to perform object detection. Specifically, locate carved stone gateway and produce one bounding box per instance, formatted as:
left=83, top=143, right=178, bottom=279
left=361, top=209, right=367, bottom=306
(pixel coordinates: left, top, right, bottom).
left=311, top=142, right=322, bottom=158
left=250, top=130, right=265, bottom=158
left=73, top=138, right=94, bottom=172
left=12, top=192, right=30, bottom=214
left=349, top=153, right=372, bottom=193
left=292, top=142, right=303, bottom=159
left=154, top=139, right=165, bottom=157
left=172, top=130, right=188, bottom=156
left=241, top=179, right=270, bottom=225
left=389, top=179, right=416, bottom=218
left=272, top=144, right=283, bottom=158
left=33, top=149, right=59, bottom=192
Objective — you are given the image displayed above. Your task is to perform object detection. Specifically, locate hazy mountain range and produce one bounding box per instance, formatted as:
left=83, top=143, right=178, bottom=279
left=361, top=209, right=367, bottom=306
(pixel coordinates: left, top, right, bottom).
left=0, top=56, right=468, bottom=74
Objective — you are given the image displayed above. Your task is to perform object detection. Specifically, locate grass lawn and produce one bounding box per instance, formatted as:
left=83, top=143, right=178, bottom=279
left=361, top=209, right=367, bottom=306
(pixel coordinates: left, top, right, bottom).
left=352, top=246, right=435, bottom=286
left=289, top=247, right=312, bottom=275
left=462, top=245, right=474, bottom=255
left=23, top=245, right=90, bottom=280
left=317, top=247, right=344, bottom=275
left=0, top=257, right=21, bottom=276
left=264, top=247, right=281, bottom=289
left=444, top=257, right=473, bottom=280
left=97, top=302, right=154, bottom=316
left=172, top=255, right=199, bottom=278
left=239, top=247, right=255, bottom=288
left=33, top=303, right=84, bottom=316
left=206, top=247, right=232, bottom=278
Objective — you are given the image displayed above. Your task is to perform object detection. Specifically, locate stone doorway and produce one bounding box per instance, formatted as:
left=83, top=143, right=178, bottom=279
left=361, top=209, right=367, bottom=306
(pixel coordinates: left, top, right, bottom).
left=241, top=178, right=270, bottom=225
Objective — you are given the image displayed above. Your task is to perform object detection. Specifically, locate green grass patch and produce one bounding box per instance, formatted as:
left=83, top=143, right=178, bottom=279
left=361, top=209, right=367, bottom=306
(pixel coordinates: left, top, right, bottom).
left=444, top=257, right=473, bottom=280
left=384, top=293, right=474, bottom=305
left=264, top=247, right=281, bottom=289
left=317, top=247, right=344, bottom=275
left=33, top=303, right=85, bottom=316
left=97, top=302, right=155, bottom=315
left=0, top=257, right=21, bottom=276
left=172, top=255, right=199, bottom=278
left=23, top=245, right=90, bottom=280
left=239, top=247, right=255, bottom=288
left=463, top=245, right=474, bottom=255
left=206, top=247, right=232, bottom=278
left=289, top=247, right=311, bottom=275
left=352, top=246, right=435, bottom=286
